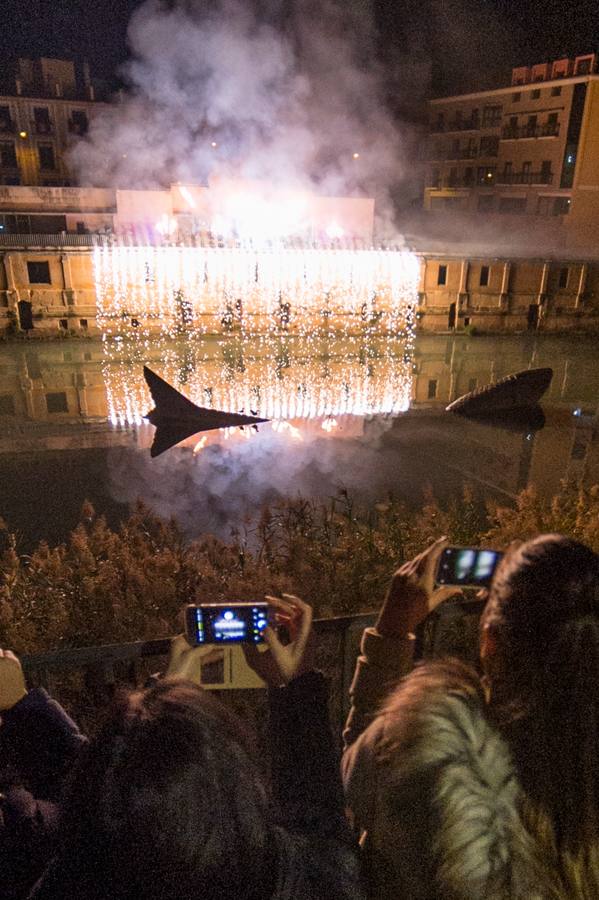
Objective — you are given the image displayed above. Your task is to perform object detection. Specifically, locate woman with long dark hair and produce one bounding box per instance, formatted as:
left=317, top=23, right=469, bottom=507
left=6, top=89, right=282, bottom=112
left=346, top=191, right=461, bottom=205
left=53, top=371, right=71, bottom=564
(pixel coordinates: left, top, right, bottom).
left=33, top=595, right=363, bottom=900
left=342, top=535, right=599, bottom=899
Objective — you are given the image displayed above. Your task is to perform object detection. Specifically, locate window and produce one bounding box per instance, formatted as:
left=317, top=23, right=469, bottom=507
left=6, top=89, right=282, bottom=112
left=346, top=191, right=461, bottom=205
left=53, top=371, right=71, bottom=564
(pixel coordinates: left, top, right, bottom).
left=427, top=379, right=438, bottom=399
left=0, top=106, right=12, bottom=131
left=522, top=161, right=532, bottom=175
left=0, top=144, right=18, bottom=173
left=551, top=86, right=562, bottom=97
left=540, top=160, right=552, bottom=183
left=576, top=58, right=592, bottom=75
left=0, top=142, right=17, bottom=168
left=479, top=135, right=499, bottom=156
left=512, top=91, right=521, bottom=102
left=499, top=197, right=527, bottom=214
left=448, top=166, right=458, bottom=186
left=558, top=267, right=569, bottom=288
left=69, top=110, right=88, bottom=135
left=27, top=260, right=51, bottom=283
left=59, top=318, right=68, bottom=330
left=33, top=107, right=52, bottom=134
left=480, top=265, right=490, bottom=287
left=434, top=112, right=445, bottom=131
left=477, top=194, right=495, bottom=212
left=437, top=264, right=447, bottom=286
left=38, top=144, right=56, bottom=170
left=79, top=318, right=88, bottom=330
left=553, top=196, right=571, bottom=215
left=531, top=89, right=541, bottom=99
left=503, top=161, right=513, bottom=175
left=45, top=392, right=68, bottom=414
left=0, top=394, right=15, bottom=416
left=526, top=114, right=537, bottom=135
left=482, top=105, right=502, bottom=127
left=429, top=167, right=440, bottom=187
left=463, top=167, right=474, bottom=185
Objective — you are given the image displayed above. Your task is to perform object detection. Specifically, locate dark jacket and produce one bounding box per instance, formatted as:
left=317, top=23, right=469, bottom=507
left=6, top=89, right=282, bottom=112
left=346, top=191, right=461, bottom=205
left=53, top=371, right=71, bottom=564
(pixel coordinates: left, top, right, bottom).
left=32, top=671, right=364, bottom=900
left=0, top=688, right=86, bottom=900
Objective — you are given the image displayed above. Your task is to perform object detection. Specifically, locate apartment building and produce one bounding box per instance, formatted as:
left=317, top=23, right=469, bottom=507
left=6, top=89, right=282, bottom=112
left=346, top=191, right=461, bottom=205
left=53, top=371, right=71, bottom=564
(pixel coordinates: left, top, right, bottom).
left=424, top=53, right=599, bottom=224
left=0, top=57, right=108, bottom=189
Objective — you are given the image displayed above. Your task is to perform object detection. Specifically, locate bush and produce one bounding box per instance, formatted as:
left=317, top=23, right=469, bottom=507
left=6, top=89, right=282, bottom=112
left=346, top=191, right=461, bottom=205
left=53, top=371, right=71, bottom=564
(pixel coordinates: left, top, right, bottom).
left=0, top=481, right=596, bottom=657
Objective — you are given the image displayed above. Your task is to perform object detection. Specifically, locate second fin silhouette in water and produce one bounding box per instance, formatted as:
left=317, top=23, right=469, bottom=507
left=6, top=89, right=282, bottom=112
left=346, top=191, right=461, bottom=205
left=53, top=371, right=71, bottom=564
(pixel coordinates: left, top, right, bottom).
left=143, top=366, right=269, bottom=457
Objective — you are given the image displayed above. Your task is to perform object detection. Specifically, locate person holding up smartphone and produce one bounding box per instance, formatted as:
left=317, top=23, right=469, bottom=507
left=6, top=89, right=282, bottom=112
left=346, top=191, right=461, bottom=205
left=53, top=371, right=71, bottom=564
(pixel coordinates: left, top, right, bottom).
left=342, top=535, right=599, bottom=899
left=32, top=595, right=364, bottom=900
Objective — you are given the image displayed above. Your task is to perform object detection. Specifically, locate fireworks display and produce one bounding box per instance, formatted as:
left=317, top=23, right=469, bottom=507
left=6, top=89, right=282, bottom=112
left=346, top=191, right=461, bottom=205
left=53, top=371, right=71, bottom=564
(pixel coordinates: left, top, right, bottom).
left=93, top=241, right=419, bottom=339
left=94, top=239, right=419, bottom=438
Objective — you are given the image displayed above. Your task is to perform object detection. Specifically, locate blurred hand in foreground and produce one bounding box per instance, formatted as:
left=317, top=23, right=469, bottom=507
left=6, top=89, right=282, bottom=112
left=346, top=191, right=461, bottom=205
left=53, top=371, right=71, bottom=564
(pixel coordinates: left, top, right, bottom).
left=243, top=594, right=315, bottom=688
left=0, top=649, right=27, bottom=712
left=376, top=537, right=462, bottom=639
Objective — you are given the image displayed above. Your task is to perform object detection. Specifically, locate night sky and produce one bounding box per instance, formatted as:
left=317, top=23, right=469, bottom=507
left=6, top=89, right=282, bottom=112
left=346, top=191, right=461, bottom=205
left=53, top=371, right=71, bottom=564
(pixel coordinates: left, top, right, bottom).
left=2, top=0, right=599, bottom=98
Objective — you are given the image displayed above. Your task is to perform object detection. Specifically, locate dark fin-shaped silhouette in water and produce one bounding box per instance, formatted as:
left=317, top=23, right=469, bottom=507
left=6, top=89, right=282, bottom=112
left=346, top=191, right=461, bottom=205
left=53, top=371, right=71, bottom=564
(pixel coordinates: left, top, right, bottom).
left=143, top=366, right=269, bottom=457
left=446, top=367, right=553, bottom=418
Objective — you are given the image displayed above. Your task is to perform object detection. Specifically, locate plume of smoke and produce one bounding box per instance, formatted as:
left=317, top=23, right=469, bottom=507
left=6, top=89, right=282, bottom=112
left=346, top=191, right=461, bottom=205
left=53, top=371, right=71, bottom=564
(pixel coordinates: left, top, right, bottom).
left=70, top=0, right=418, bottom=230
left=107, top=421, right=402, bottom=540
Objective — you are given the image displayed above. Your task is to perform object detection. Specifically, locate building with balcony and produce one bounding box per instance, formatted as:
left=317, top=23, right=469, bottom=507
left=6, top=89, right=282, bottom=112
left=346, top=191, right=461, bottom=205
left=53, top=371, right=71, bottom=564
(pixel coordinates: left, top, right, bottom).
left=424, top=53, right=599, bottom=229
left=0, top=57, right=109, bottom=188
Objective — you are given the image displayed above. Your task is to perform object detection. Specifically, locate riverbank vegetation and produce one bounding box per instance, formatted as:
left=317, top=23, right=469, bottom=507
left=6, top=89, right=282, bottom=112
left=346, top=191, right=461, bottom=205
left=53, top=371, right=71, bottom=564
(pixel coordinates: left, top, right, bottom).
left=1, top=481, right=597, bottom=656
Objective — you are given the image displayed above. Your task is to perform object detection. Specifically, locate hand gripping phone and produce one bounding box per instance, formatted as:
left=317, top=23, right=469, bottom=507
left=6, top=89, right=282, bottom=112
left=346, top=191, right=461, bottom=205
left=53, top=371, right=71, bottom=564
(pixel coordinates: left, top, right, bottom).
left=185, top=603, right=269, bottom=646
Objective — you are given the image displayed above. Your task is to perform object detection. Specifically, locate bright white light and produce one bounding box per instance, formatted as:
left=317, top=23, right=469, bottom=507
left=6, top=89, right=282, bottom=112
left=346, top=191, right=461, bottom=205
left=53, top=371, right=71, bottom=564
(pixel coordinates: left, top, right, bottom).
left=178, top=185, right=197, bottom=209
left=325, top=222, right=344, bottom=240
left=193, top=436, right=207, bottom=454
left=321, top=417, right=338, bottom=432
left=155, top=214, right=178, bottom=236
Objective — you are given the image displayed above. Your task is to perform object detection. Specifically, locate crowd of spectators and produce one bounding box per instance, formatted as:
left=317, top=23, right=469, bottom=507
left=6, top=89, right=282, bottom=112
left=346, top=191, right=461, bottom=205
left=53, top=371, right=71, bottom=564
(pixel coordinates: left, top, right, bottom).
left=1, top=533, right=599, bottom=898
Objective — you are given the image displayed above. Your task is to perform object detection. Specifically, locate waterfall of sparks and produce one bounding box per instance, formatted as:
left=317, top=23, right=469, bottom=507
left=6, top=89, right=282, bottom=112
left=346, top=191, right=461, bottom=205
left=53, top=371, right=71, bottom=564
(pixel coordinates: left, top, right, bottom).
left=93, top=241, right=419, bottom=340
left=94, top=240, right=419, bottom=430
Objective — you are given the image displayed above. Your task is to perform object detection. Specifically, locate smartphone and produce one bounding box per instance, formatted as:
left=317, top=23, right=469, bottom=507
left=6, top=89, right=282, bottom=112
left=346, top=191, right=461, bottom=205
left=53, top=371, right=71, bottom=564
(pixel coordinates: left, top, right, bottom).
left=435, top=546, right=503, bottom=589
left=185, top=603, right=269, bottom=646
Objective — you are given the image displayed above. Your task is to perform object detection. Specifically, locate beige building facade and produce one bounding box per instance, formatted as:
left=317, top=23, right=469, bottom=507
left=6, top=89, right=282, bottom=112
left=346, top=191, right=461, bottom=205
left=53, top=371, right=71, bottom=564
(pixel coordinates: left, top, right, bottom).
left=424, top=53, right=599, bottom=237
left=0, top=57, right=108, bottom=192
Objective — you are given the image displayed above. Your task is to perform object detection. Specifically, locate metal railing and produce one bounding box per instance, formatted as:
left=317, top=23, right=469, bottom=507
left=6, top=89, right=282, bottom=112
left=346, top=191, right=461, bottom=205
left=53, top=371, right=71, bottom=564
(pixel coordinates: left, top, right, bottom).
left=0, top=233, right=96, bottom=247
left=501, top=123, right=560, bottom=139
left=21, top=614, right=376, bottom=734
left=19, top=599, right=483, bottom=735
left=496, top=170, right=553, bottom=185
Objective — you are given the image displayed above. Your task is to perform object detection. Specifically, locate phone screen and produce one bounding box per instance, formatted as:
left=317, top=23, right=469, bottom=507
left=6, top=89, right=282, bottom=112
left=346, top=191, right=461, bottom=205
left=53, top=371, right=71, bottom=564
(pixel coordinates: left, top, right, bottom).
left=186, top=604, right=268, bottom=645
left=436, top=547, right=503, bottom=588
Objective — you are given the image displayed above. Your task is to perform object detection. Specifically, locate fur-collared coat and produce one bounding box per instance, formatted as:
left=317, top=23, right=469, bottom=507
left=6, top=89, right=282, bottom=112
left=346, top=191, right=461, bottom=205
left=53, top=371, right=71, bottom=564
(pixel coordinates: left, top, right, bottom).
left=342, top=628, right=599, bottom=900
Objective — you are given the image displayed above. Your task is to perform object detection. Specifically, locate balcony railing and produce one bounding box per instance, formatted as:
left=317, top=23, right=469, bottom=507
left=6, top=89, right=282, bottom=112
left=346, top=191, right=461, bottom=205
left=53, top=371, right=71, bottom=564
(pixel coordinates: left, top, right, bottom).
left=0, top=118, right=15, bottom=133
left=34, top=121, right=54, bottom=135
left=502, top=123, right=560, bottom=139
left=496, top=170, right=553, bottom=185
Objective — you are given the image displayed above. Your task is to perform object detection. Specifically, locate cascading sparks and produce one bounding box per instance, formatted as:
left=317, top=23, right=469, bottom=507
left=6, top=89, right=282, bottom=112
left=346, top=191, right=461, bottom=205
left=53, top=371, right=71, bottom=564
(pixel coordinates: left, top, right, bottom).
left=95, top=240, right=419, bottom=437
left=93, top=242, right=420, bottom=340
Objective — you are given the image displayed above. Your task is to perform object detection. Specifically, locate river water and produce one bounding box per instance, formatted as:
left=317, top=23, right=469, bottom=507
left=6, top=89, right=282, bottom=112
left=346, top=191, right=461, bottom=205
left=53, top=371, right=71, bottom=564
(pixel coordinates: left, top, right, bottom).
left=1, top=332, right=598, bottom=548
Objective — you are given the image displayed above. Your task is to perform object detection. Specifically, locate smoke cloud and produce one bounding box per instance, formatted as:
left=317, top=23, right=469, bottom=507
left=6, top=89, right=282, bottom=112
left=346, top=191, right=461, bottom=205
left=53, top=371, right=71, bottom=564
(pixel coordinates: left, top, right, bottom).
left=107, top=420, right=405, bottom=540
left=70, top=0, right=422, bottom=231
